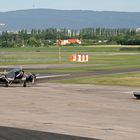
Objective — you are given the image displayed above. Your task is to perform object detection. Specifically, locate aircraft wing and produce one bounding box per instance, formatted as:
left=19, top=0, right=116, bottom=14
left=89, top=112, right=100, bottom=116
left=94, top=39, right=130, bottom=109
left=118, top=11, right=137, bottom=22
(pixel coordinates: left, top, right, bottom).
left=36, top=74, right=70, bottom=79
left=35, top=74, right=70, bottom=82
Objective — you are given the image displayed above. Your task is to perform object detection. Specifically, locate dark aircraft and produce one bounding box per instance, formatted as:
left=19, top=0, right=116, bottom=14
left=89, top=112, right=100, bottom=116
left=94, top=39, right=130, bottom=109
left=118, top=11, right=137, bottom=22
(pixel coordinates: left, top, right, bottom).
left=133, top=92, right=140, bottom=99
left=0, top=68, right=36, bottom=87
left=0, top=68, right=70, bottom=87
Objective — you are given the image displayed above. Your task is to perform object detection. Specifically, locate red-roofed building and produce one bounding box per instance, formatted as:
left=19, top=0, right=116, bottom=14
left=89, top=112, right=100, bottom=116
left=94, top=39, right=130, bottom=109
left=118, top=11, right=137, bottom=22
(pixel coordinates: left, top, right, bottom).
left=56, top=39, right=81, bottom=46
left=68, top=39, right=81, bottom=44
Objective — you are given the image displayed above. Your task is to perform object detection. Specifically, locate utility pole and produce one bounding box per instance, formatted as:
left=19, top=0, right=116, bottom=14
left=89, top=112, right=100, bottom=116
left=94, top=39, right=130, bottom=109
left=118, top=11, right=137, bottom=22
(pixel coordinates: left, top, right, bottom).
left=57, top=39, right=62, bottom=63
left=59, top=45, right=61, bottom=63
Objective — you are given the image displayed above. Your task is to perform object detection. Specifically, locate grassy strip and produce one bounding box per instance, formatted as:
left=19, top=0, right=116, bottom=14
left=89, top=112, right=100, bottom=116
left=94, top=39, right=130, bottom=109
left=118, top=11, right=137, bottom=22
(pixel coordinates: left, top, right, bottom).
left=0, top=45, right=120, bottom=52
left=0, top=45, right=140, bottom=65
left=1, top=45, right=140, bottom=52
left=52, top=72, right=140, bottom=87
left=1, top=51, right=140, bottom=66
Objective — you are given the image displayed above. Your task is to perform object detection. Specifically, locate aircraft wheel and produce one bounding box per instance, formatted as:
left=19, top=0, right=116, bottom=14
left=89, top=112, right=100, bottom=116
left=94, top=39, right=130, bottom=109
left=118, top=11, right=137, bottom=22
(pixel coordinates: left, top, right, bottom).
left=5, top=82, right=9, bottom=87
left=23, top=81, right=27, bottom=87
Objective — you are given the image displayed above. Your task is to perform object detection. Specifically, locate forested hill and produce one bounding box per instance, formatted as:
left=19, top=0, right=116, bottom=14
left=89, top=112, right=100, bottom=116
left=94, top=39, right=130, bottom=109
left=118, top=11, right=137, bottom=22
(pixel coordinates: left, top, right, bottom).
left=0, top=9, right=140, bottom=31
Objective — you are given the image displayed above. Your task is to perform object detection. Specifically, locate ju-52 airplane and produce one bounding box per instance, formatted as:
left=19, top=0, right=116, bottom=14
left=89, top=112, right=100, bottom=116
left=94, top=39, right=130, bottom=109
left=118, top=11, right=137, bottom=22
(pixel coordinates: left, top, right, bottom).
left=0, top=68, right=70, bottom=87
left=0, top=68, right=36, bottom=87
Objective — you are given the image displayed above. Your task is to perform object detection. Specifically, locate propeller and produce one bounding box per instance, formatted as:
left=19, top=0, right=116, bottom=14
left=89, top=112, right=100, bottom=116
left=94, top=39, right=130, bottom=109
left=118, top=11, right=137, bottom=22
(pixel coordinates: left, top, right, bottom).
left=32, top=74, right=36, bottom=84
left=26, top=72, right=36, bottom=83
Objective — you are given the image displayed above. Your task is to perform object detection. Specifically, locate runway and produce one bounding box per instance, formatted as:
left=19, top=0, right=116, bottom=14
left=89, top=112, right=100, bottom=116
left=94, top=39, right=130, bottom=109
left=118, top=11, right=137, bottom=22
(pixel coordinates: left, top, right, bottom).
left=0, top=83, right=140, bottom=140
left=1, top=64, right=140, bottom=82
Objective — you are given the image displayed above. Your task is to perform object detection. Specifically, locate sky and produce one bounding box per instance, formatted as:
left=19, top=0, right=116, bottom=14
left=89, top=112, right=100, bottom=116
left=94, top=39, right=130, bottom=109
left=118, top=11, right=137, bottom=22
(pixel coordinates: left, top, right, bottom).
left=0, top=0, right=139, bottom=12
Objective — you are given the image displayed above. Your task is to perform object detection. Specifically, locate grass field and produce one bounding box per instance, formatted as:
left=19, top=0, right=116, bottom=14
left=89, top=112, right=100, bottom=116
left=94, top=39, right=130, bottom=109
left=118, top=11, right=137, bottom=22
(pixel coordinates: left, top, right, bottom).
left=54, top=72, right=140, bottom=87
left=1, top=45, right=140, bottom=86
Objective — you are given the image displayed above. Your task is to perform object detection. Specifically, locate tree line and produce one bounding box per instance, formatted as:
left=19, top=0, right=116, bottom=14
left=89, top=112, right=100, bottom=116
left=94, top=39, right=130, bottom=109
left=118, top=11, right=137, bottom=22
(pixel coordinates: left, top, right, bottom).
left=0, top=28, right=139, bottom=48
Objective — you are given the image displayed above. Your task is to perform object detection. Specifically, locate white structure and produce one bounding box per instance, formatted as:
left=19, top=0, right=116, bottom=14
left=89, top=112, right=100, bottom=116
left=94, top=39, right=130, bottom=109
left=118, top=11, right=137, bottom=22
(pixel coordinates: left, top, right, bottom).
left=136, top=28, right=140, bottom=33
left=69, top=53, right=88, bottom=62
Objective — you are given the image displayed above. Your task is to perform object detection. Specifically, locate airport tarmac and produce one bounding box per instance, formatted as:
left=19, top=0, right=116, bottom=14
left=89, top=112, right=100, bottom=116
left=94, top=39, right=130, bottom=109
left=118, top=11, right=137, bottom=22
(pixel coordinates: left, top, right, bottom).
left=0, top=83, right=140, bottom=140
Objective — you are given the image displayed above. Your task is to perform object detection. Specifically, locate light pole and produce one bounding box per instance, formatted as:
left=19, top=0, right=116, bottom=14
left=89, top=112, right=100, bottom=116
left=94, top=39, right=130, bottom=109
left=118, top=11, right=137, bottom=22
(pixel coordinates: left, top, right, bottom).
left=57, top=39, right=62, bottom=63
left=59, top=45, right=61, bottom=63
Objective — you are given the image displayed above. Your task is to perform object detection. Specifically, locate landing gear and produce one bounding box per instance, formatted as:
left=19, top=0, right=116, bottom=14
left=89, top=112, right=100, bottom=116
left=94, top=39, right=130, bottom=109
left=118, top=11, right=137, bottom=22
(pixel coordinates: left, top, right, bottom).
left=23, top=81, right=27, bottom=87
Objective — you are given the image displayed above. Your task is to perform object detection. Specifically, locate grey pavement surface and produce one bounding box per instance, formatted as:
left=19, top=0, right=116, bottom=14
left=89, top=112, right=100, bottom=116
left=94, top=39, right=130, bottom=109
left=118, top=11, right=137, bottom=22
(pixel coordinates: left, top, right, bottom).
left=0, top=83, right=140, bottom=140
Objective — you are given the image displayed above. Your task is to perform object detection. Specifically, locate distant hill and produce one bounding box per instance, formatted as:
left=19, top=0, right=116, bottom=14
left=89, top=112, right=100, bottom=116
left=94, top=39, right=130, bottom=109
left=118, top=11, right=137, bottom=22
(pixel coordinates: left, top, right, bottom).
left=0, top=9, right=140, bottom=31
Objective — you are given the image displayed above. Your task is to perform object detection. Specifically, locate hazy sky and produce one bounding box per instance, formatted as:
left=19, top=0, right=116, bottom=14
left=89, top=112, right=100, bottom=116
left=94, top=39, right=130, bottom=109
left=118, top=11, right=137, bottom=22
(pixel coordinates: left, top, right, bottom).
left=0, top=0, right=139, bottom=12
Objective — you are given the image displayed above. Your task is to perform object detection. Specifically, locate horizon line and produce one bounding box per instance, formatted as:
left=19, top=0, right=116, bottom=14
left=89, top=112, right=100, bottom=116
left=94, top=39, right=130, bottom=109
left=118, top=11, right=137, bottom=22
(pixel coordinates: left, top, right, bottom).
left=0, top=8, right=140, bottom=13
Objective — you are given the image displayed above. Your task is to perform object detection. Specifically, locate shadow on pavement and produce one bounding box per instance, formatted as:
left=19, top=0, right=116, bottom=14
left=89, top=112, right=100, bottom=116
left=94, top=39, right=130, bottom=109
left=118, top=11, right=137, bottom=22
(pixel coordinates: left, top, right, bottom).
left=0, top=126, right=100, bottom=140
